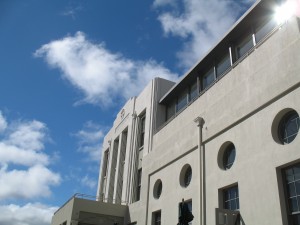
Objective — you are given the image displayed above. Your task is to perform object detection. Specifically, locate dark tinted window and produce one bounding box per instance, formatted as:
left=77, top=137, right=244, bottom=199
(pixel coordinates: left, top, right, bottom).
left=223, top=144, right=236, bottom=170
left=284, top=164, right=300, bottom=224
left=154, top=211, right=161, bottom=225
left=189, top=82, right=198, bottom=100
left=236, top=34, right=254, bottom=59
left=216, top=53, right=231, bottom=77
left=136, top=169, right=142, bottom=201
left=279, top=111, right=300, bottom=144
left=177, top=90, right=188, bottom=112
left=255, top=18, right=276, bottom=43
left=184, top=166, right=192, bottom=187
left=224, top=186, right=239, bottom=210
left=202, top=67, right=215, bottom=89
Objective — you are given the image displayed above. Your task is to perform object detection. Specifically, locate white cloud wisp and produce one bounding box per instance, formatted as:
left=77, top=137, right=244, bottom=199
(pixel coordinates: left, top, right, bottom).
left=74, top=121, right=104, bottom=162
left=34, top=32, right=178, bottom=107
left=154, top=0, right=256, bottom=69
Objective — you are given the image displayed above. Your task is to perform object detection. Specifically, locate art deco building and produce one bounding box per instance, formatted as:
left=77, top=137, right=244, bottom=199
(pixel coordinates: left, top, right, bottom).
left=52, top=0, right=300, bottom=224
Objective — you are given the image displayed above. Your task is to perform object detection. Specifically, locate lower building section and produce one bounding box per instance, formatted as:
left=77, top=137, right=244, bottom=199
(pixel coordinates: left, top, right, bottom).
left=51, top=194, right=128, bottom=225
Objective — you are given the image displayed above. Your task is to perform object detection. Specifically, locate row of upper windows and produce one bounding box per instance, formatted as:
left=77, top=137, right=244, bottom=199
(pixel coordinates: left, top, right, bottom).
left=165, top=16, right=277, bottom=122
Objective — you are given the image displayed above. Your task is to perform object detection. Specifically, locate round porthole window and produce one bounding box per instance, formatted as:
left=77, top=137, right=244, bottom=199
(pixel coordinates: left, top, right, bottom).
left=218, top=142, right=236, bottom=170
left=272, top=109, right=300, bottom=145
left=223, top=143, right=236, bottom=170
left=153, top=179, right=162, bottom=199
left=180, top=164, right=192, bottom=187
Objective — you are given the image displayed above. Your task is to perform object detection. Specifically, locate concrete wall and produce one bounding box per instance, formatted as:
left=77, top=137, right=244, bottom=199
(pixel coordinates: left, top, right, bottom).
left=97, top=78, right=175, bottom=219
left=141, top=17, right=300, bottom=225
left=54, top=4, right=300, bottom=225
left=51, top=198, right=74, bottom=225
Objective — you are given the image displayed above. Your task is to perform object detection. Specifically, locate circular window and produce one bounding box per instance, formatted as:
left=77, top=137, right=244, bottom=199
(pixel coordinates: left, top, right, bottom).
left=153, top=179, right=162, bottom=199
left=223, top=143, right=236, bottom=170
left=180, top=164, right=192, bottom=187
left=218, top=142, right=236, bottom=170
left=279, top=111, right=299, bottom=144
left=272, top=109, right=300, bottom=145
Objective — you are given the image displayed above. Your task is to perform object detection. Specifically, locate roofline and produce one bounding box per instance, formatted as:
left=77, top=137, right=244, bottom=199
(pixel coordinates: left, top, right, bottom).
left=159, top=0, right=262, bottom=104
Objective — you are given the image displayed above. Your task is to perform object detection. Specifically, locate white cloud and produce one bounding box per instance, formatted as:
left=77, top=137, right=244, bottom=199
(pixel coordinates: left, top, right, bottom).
left=0, top=110, right=61, bottom=200
left=34, top=32, right=178, bottom=107
left=0, top=143, right=49, bottom=166
left=154, top=0, right=256, bottom=69
left=0, top=112, right=7, bottom=133
left=81, top=175, right=97, bottom=189
left=74, top=121, right=104, bottom=162
left=0, top=164, right=60, bottom=200
left=5, top=120, right=47, bottom=151
left=0, top=203, right=58, bottom=225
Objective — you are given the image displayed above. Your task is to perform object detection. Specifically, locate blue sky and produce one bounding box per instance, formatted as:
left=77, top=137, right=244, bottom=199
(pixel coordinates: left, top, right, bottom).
left=0, top=0, right=255, bottom=224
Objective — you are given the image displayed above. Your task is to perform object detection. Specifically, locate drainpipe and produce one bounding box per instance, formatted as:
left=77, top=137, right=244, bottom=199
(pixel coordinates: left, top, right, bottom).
left=194, top=117, right=205, bottom=225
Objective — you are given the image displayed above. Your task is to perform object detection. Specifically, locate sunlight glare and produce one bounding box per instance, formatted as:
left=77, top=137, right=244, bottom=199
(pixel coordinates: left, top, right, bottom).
left=275, top=0, right=297, bottom=24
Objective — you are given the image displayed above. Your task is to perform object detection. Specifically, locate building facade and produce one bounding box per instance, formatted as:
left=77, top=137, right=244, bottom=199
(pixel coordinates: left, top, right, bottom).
left=52, top=0, right=300, bottom=224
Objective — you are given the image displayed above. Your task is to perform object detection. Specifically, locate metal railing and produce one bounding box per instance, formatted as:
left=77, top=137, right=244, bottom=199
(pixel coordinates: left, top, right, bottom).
left=54, top=193, right=102, bottom=215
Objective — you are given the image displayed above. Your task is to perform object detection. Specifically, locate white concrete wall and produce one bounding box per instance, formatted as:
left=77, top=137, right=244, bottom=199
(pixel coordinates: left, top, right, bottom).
left=97, top=78, right=175, bottom=214
left=140, top=17, right=300, bottom=225
left=51, top=198, right=74, bottom=225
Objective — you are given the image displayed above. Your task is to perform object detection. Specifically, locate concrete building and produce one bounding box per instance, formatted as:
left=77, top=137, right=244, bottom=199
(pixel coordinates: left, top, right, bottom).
left=52, top=0, right=300, bottom=224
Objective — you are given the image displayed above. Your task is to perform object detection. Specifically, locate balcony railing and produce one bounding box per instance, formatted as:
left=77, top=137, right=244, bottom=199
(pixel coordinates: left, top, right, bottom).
left=54, top=193, right=101, bottom=215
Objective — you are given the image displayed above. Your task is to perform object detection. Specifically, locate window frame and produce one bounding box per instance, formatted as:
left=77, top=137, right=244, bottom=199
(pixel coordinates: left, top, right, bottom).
left=254, top=16, right=276, bottom=44
left=216, top=52, right=231, bottom=78
left=278, top=111, right=300, bottom=145
left=153, top=179, right=163, bottom=199
left=153, top=210, right=161, bottom=225
left=136, top=169, right=142, bottom=201
left=202, top=66, right=216, bottom=90
left=184, top=166, right=192, bottom=187
left=178, top=199, right=193, bottom=225
left=176, top=88, right=188, bottom=113
left=139, top=114, right=146, bottom=148
left=189, top=81, right=198, bottom=101
left=282, top=163, right=300, bottom=224
left=223, top=185, right=240, bottom=211
left=235, top=32, right=254, bottom=60
left=223, top=143, right=236, bottom=170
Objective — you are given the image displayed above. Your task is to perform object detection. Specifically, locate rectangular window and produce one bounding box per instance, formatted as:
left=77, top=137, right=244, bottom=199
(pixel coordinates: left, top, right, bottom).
left=255, top=17, right=276, bottom=43
left=223, top=186, right=239, bottom=211
left=166, top=101, right=175, bottom=121
left=189, top=81, right=198, bottom=101
left=176, top=89, right=188, bottom=112
left=202, top=67, right=215, bottom=90
left=283, top=163, right=300, bottom=224
left=153, top=211, right=161, bottom=225
left=136, top=169, right=142, bottom=201
left=235, top=33, right=254, bottom=59
left=179, top=200, right=193, bottom=225
left=216, top=53, right=231, bottom=77
left=139, top=115, right=146, bottom=148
